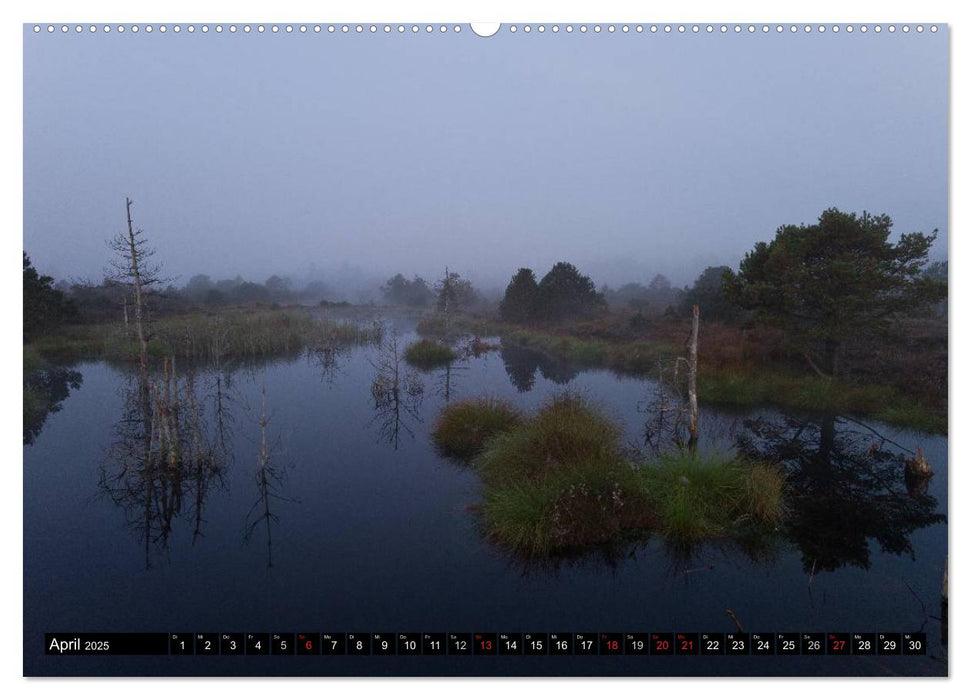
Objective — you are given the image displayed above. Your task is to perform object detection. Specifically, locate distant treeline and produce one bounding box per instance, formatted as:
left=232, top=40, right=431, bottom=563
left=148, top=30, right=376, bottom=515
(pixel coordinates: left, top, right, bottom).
left=496, top=262, right=750, bottom=324
left=25, top=253, right=947, bottom=333
left=24, top=206, right=948, bottom=342
left=31, top=272, right=347, bottom=324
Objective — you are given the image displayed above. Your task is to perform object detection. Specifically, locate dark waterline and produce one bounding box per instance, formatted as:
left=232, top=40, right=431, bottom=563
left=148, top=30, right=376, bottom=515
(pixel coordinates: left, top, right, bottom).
left=23, top=326, right=947, bottom=676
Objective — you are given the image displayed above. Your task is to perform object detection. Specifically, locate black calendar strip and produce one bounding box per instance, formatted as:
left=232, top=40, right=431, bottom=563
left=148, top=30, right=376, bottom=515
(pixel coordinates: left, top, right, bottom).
left=45, top=632, right=926, bottom=656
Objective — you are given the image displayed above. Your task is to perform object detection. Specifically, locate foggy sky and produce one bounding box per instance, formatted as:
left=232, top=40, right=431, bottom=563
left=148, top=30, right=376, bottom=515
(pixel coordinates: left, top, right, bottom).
left=23, top=24, right=948, bottom=292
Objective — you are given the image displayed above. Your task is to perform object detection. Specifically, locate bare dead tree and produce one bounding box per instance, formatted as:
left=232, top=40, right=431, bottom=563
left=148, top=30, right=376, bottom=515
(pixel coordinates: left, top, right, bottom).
left=639, top=306, right=700, bottom=454
left=687, top=304, right=700, bottom=449
left=640, top=358, right=690, bottom=455
left=107, top=197, right=166, bottom=371
left=439, top=266, right=452, bottom=336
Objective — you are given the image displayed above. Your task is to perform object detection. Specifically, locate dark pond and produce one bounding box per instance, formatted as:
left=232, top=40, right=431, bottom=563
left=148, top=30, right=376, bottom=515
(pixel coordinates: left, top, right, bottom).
left=23, top=319, right=947, bottom=676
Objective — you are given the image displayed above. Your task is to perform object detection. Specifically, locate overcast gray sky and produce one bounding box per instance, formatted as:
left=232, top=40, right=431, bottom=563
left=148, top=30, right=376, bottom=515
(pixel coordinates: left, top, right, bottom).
left=23, top=24, right=948, bottom=292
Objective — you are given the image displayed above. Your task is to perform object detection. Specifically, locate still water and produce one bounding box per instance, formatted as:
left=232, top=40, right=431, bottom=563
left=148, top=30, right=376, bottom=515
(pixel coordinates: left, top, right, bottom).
left=23, top=321, right=947, bottom=676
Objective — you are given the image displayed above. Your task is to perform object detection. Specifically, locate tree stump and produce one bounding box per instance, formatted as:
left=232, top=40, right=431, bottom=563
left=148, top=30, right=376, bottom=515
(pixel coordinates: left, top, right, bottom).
left=904, top=447, right=933, bottom=478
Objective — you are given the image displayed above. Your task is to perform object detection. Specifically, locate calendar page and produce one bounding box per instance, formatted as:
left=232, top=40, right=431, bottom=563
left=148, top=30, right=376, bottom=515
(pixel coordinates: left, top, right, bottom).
left=22, top=16, right=948, bottom=678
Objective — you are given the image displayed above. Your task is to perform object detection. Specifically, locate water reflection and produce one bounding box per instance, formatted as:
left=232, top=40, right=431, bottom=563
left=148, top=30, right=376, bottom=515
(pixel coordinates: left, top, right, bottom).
left=499, top=344, right=537, bottom=392
left=639, top=360, right=694, bottom=455
left=737, top=414, right=945, bottom=573
left=243, top=377, right=290, bottom=568
left=370, top=331, right=424, bottom=449
left=99, top=361, right=229, bottom=568
left=210, top=372, right=236, bottom=474
left=436, top=360, right=458, bottom=404
left=23, top=364, right=83, bottom=445
left=500, top=341, right=580, bottom=392
left=308, top=345, right=347, bottom=387
left=24, top=337, right=949, bottom=672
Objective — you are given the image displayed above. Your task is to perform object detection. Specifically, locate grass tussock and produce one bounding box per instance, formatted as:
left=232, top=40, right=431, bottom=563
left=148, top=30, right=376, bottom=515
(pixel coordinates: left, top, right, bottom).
left=639, top=453, right=784, bottom=543
left=403, top=339, right=458, bottom=369
left=435, top=392, right=785, bottom=558
left=432, top=398, right=523, bottom=461
left=480, top=460, right=657, bottom=558
left=475, top=393, right=622, bottom=487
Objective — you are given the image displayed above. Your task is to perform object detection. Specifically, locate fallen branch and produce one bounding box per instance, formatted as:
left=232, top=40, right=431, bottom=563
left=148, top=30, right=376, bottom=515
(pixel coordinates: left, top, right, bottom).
left=725, top=608, right=744, bottom=632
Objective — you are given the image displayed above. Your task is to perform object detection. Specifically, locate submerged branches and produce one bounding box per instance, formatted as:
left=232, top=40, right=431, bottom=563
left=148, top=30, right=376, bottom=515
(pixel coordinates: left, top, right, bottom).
left=308, top=345, right=347, bottom=386
left=98, top=359, right=229, bottom=567
left=369, top=330, right=424, bottom=449
left=243, top=376, right=293, bottom=568
left=641, top=307, right=700, bottom=454
left=640, top=358, right=692, bottom=456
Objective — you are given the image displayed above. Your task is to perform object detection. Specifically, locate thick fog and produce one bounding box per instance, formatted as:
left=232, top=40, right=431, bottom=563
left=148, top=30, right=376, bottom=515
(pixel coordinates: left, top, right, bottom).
left=24, top=25, right=948, bottom=296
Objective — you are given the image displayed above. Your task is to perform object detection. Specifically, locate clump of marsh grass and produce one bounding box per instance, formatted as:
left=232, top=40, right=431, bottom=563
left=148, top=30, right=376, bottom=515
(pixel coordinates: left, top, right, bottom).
left=639, top=452, right=784, bottom=542
left=403, top=338, right=458, bottom=369
left=436, top=392, right=786, bottom=558
left=739, top=461, right=786, bottom=524
left=475, top=393, right=622, bottom=487
left=432, top=398, right=523, bottom=462
left=480, top=461, right=656, bottom=557
left=474, top=393, right=652, bottom=555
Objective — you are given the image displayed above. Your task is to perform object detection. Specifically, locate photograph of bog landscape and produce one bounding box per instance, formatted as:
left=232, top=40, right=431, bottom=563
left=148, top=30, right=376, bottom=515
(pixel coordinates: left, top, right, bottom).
left=23, top=22, right=947, bottom=676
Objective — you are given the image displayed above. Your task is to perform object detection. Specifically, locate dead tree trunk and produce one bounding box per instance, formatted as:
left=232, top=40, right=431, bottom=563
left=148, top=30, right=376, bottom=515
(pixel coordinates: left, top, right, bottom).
left=442, top=265, right=451, bottom=337
left=687, top=304, right=699, bottom=450
left=125, top=197, right=149, bottom=371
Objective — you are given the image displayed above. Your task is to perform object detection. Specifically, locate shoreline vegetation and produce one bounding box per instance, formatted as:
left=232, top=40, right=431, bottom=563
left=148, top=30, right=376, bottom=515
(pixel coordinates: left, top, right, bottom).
left=23, top=206, right=946, bottom=436
left=433, top=395, right=785, bottom=557
left=24, top=301, right=945, bottom=434
left=427, top=313, right=946, bottom=435
left=25, top=306, right=384, bottom=366
left=24, top=306, right=948, bottom=435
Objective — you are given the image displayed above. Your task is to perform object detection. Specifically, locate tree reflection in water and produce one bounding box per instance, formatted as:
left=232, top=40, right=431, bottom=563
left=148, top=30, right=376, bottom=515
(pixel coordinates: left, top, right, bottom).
left=369, top=331, right=424, bottom=449
left=243, top=376, right=292, bottom=568
left=23, top=365, right=83, bottom=445
left=500, top=341, right=579, bottom=393
left=736, top=413, right=945, bottom=573
left=308, top=345, right=347, bottom=387
left=99, top=360, right=229, bottom=568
